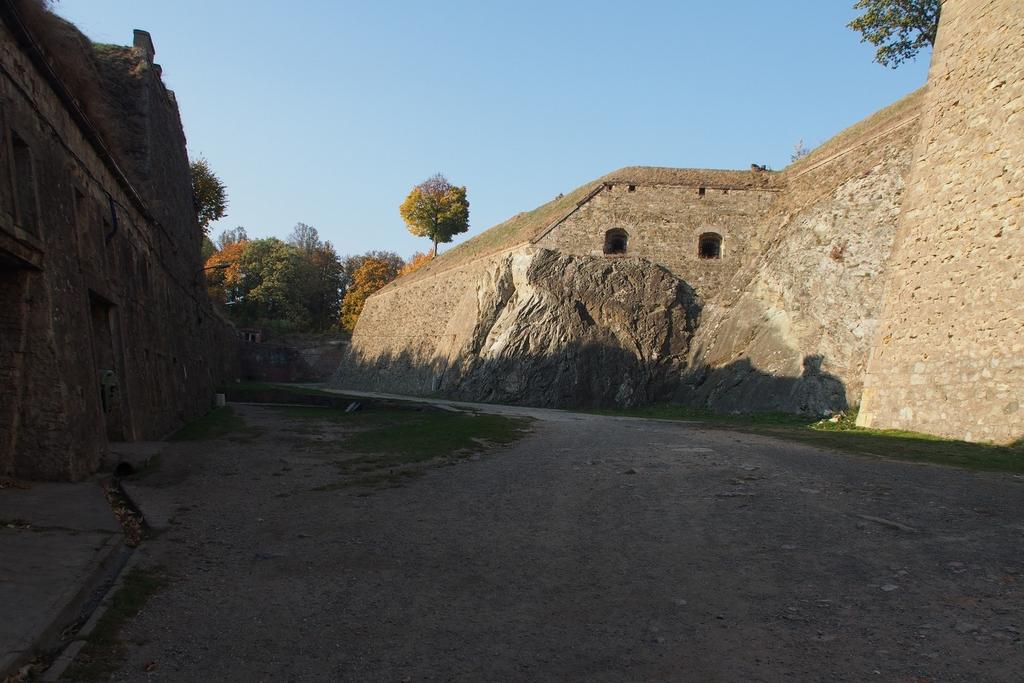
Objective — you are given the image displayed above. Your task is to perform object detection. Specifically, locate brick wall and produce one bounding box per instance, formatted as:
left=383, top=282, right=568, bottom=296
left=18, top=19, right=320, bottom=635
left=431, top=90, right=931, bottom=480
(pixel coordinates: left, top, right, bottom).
left=858, top=0, right=1024, bottom=443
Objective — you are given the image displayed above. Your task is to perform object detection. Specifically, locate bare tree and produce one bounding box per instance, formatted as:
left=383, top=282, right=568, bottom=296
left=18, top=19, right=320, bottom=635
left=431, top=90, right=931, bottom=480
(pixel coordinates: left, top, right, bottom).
left=288, top=222, right=321, bottom=254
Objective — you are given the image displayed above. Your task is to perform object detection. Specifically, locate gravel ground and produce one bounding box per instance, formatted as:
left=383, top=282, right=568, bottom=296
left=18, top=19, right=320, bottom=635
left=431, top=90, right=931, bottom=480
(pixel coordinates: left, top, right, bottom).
left=106, top=403, right=1024, bottom=682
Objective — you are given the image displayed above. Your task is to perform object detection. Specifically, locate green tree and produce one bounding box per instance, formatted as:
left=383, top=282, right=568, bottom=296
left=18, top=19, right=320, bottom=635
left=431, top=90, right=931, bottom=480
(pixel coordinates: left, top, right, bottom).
left=285, top=223, right=343, bottom=329
left=205, top=233, right=345, bottom=332
left=399, top=174, right=470, bottom=256
left=848, top=0, right=941, bottom=68
left=295, top=241, right=345, bottom=331
left=235, top=238, right=307, bottom=328
left=201, top=235, right=217, bottom=262
left=190, top=157, right=228, bottom=233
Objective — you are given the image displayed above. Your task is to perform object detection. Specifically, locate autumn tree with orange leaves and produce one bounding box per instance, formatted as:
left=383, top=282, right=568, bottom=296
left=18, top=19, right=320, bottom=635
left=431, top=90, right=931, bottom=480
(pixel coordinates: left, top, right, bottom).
left=204, top=239, right=248, bottom=308
left=399, top=251, right=433, bottom=277
left=339, top=257, right=402, bottom=332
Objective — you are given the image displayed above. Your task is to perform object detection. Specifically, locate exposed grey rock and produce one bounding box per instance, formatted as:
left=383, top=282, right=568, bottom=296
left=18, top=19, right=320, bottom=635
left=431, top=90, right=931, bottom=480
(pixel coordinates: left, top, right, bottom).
left=418, top=248, right=699, bottom=409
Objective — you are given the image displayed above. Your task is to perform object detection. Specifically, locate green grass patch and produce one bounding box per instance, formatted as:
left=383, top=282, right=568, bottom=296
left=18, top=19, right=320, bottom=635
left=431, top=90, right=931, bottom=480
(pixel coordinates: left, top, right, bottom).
left=284, top=407, right=530, bottom=458
left=279, top=405, right=368, bottom=422
left=220, top=381, right=343, bottom=398
left=219, top=382, right=361, bottom=408
left=594, top=403, right=813, bottom=427
left=597, top=405, right=1024, bottom=473
left=167, top=406, right=256, bottom=441
left=281, top=405, right=532, bottom=490
left=343, top=410, right=529, bottom=459
left=61, top=567, right=168, bottom=681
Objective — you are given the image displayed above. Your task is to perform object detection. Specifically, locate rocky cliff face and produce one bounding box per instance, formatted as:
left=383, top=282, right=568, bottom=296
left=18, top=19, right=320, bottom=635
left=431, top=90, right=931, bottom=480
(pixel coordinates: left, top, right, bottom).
left=336, top=248, right=700, bottom=408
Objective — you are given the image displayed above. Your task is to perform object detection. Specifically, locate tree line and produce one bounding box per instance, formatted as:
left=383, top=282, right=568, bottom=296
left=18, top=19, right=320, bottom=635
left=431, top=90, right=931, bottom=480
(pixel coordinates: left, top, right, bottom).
left=202, top=224, right=434, bottom=334
left=195, top=168, right=469, bottom=334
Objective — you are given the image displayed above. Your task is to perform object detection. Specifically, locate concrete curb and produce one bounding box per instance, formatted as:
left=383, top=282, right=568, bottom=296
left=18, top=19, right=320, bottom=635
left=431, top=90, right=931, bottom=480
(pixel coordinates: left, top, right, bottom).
left=0, top=534, right=130, bottom=680
left=119, top=482, right=171, bottom=531
left=38, top=479, right=155, bottom=679
left=40, top=552, right=142, bottom=682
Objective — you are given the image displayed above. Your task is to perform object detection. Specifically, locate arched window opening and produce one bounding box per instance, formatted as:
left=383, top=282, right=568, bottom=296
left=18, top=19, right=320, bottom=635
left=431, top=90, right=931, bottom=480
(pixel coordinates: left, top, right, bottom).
left=698, top=232, right=722, bottom=259
left=603, top=228, right=628, bottom=255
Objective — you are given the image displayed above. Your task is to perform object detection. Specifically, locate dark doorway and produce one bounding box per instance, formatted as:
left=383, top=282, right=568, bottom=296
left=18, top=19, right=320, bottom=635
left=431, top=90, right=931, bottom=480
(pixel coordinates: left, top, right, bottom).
left=698, top=232, right=722, bottom=259
left=88, top=292, right=127, bottom=441
left=603, top=228, right=629, bottom=255
left=0, top=264, right=28, bottom=475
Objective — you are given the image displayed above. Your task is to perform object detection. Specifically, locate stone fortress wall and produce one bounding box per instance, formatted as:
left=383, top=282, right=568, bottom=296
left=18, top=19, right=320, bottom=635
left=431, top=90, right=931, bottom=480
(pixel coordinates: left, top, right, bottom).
left=339, top=94, right=924, bottom=412
left=343, top=169, right=770, bottom=398
left=344, top=253, right=507, bottom=395
left=858, top=0, right=1023, bottom=443
left=534, top=174, right=779, bottom=300
left=337, top=0, right=1022, bottom=444
left=0, top=2, right=236, bottom=480
left=681, top=90, right=924, bottom=414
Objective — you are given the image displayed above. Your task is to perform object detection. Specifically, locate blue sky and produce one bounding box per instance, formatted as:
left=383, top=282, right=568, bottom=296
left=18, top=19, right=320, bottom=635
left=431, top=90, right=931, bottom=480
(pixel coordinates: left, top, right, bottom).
left=55, top=1, right=930, bottom=259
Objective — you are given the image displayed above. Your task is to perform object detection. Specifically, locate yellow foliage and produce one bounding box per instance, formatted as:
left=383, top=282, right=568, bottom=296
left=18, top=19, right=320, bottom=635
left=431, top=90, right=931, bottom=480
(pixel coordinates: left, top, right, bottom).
left=339, top=257, right=399, bottom=332
left=204, top=240, right=248, bottom=305
left=398, top=174, right=469, bottom=255
left=399, top=251, right=433, bottom=277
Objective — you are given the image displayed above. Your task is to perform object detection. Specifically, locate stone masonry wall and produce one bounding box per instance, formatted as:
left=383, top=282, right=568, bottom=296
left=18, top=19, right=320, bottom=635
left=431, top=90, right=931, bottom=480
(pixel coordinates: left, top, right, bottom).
left=535, top=183, right=778, bottom=301
left=857, top=0, right=1023, bottom=443
left=338, top=97, right=925, bottom=412
left=338, top=0, right=1019, bottom=434
left=0, top=9, right=237, bottom=480
left=334, top=252, right=507, bottom=395
left=678, top=93, right=923, bottom=414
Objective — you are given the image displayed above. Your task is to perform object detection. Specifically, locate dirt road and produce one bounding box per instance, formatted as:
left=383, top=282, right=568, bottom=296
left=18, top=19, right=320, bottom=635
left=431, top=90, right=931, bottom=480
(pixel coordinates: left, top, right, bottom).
left=103, top=402, right=1023, bottom=681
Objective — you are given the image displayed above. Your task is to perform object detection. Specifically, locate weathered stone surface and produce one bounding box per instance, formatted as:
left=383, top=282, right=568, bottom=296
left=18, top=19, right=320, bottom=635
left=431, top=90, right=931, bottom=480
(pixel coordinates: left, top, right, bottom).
left=677, top=100, right=921, bottom=416
left=338, top=94, right=923, bottom=418
left=336, top=249, right=699, bottom=408
left=332, top=1, right=1022, bottom=443
left=0, top=8, right=237, bottom=480
left=858, top=0, right=1024, bottom=443
left=239, top=337, right=346, bottom=383
left=534, top=180, right=778, bottom=301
